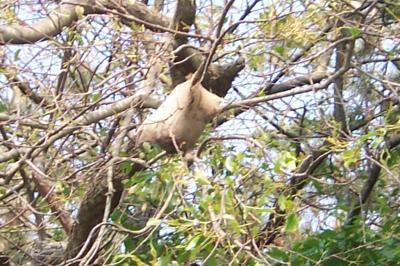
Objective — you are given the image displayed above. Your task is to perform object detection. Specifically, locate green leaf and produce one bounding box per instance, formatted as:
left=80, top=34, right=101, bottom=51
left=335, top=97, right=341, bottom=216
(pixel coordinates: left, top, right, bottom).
left=0, top=101, right=7, bottom=113
left=346, top=26, right=362, bottom=38
left=150, top=239, right=158, bottom=259
left=124, top=237, right=136, bottom=252
left=285, top=213, right=299, bottom=232
left=342, top=148, right=360, bottom=167
left=157, top=255, right=172, bottom=266
left=225, top=156, right=237, bottom=173
left=194, top=170, right=210, bottom=185
left=323, top=257, right=347, bottom=266
left=278, top=194, right=288, bottom=211
left=91, top=92, right=102, bottom=102
left=273, top=45, right=285, bottom=56
left=0, top=186, right=6, bottom=196
left=185, top=235, right=202, bottom=251
left=204, top=255, right=218, bottom=266
left=14, top=49, right=21, bottom=61
left=177, top=251, right=190, bottom=264
left=371, top=136, right=384, bottom=149
left=121, top=161, right=133, bottom=176
left=128, top=254, right=147, bottom=265
left=228, top=217, right=242, bottom=234
left=274, top=151, right=297, bottom=174
left=146, top=218, right=161, bottom=227
left=51, top=228, right=65, bottom=241
left=295, top=237, right=321, bottom=254
left=248, top=52, right=265, bottom=71
left=269, top=247, right=288, bottom=261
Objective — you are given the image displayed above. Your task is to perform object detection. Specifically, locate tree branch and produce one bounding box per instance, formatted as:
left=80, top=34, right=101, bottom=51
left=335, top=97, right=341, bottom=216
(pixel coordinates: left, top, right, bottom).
left=0, top=4, right=80, bottom=44
left=64, top=157, right=148, bottom=262
left=0, top=0, right=168, bottom=45
left=221, top=69, right=340, bottom=112
left=5, top=73, right=49, bottom=106
left=26, top=161, right=73, bottom=233
left=0, top=93, right=158, bottom=164
left=346, top=134, right=400, bottom=224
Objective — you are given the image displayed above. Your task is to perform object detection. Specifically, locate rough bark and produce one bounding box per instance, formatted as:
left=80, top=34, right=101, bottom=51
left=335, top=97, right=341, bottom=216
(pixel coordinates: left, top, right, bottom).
left=0, top=4, right=79, bottom=44
left=168, top=0, right=245, bottom=96
left=0, top=0, right=165, bottom=44
left=31, top=173, right=73, bottom=233
left=64, top=172, right=124, bottom=263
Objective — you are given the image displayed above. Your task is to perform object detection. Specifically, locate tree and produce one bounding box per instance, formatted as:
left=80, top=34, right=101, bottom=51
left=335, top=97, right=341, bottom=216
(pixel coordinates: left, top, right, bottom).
left=0, top=0, right=400, bottom=265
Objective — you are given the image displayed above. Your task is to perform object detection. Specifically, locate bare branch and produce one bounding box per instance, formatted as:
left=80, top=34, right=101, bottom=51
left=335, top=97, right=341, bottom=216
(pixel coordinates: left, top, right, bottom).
left=0, top=93, right=158, bottom=164
left=0, top=4, right=80, bottom=44
left=26, top=160, right=73, bottom=233
left=0, top=0, right=169, bottom=45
